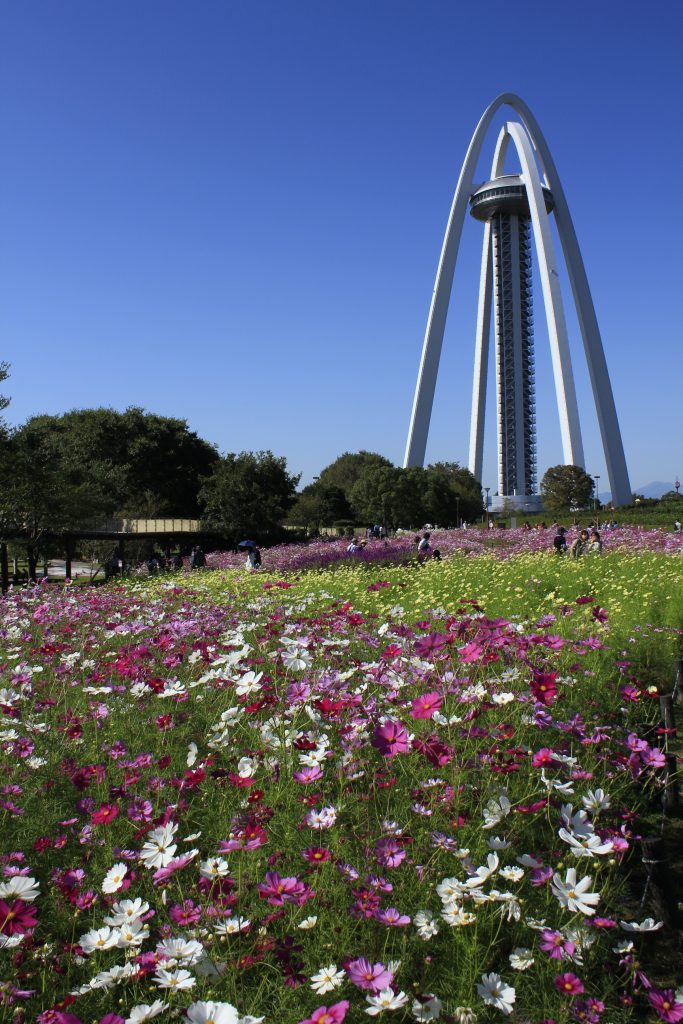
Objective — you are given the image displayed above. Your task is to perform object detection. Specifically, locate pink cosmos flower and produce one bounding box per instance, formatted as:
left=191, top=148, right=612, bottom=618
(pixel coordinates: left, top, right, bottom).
left=298, top=1001, right=349, bottom=1024
left=530, top=672, right=558, bottom=705
left=410, top=691, right=443, bottom=719
left=374, top=907, right=410, bottom=926
left=554, top=972, right=585, bottom=997
left=91, top=803, right=119, bottom=825
left=648, top=991, right=683, bottom=1023
left=372, top=719, right=410, bottom=757
left=257, top=871, right=314, bottom=906
left=374, top=838, right=406, bottom=868
left=540, top=929, right=576, bottom=960
left=346, top=957, right=393, bottom=992
left=0, top=899, right=38, bottom=935
left=293, top=766, right=324, bottom=784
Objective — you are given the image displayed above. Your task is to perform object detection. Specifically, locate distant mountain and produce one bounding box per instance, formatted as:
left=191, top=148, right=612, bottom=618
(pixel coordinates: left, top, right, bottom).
left=598, top=482, right=676, bottom=504
left=634, top=481, right=676, bottom=499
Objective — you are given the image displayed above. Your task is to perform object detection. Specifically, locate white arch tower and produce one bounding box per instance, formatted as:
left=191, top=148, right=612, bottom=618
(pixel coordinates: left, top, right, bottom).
left=404, top=93, right=632, bottom=507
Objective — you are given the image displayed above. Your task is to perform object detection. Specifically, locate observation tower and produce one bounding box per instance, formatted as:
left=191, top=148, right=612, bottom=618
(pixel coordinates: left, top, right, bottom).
left=469, top=174, right=554, bottom=501
left=404, top=94, right=632, bottom=509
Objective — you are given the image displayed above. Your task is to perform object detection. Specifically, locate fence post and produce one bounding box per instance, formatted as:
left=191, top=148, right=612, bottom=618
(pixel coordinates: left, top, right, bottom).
left=0, top=543, right=8, bottom=595
left=64, top=536, right=73, bottom=582
left=673, top=656, right=683, bottom=705
left=640, top=835, right=675, bottom=927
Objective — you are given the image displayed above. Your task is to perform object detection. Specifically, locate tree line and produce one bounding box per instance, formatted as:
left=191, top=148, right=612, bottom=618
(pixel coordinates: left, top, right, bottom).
left=0, top=365, right=630, bottom=566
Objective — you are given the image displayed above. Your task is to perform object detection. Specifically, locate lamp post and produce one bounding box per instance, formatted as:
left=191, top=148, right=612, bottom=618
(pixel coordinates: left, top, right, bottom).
left=484, top=487, right=491, bottom=527
left=593, top=475, right=600, bottom=528
left=455, top=496, right=460, bottom=529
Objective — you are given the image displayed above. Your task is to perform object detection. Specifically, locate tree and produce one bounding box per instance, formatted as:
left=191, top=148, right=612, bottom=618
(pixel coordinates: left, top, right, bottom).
left=286, top=482, right=351, bottom=532
left=425, top=462, right=483, bottom=524
left=199, top=451, right=300, bottom=541
left=20, top=408, right=219, bottom=517
left=0, top=419, right=114, bottom=578
left=317, top=451, right=394, bottom=504
left=349, top=465, right=426, bottom=529
left=0, top=362, right=9, bottom=435
left=540, top=465, right=594, bottom=516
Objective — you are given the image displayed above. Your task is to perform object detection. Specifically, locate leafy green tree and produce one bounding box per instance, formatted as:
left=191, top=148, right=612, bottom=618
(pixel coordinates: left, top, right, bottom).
left=317, top=451, right=393, bottom=505
left=425, top=462, right=483, bottom=524
left=540, top=464, right=594, bottom=515
left=0, top=420, right=114, bottom=578
left=199, top=451, right=300, bottom=540
left=287, top=482, right=350, bottom=531
left=349, top=465, right=426, bottom=529
left=0, top=362, right=9, bottom=434
left=21, top=408, right=219, bottom=517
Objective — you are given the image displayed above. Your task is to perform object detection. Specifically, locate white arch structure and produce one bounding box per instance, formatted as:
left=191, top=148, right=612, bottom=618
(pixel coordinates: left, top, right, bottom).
left=404, top=93, right=632, bottom=507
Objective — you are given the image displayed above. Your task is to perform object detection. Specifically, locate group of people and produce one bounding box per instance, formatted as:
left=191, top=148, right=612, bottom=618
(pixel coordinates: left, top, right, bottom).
left=553, top=526, right=603, bottom=557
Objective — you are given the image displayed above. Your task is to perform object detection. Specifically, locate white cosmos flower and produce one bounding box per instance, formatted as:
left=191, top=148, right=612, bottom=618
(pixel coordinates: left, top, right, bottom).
left=157, top=937, right=205, bottom=964
left=414, top=910, right=439, bottom=940
left=463, top=852, right=499, bottom=888
left=558, top=829, right=613, bottom=857
left=237, top=757, right=257, bottom=778
left=213, top=917, right=251, bottom=935
left=516, top=853, right=544, bottom=868
left=102, top=862, right=128, bottom=893
left=487, top=836, right=510, bottom=850
left=234, top=671, right=263, bottom=696
left=152, top=967, right=196, bottom=990
left=200, top=857, right=230, bottom=879
left=365, top=987, right=409, bottom=1014
left=185, top=1001, right=239, bottom=1024
left=186, top=742, right=198, bottom=767
left=491, top=692, right=515, bottom=705
left=477, top=972, right=516, bottom=1015
left=104, top=897, right=150, bottom=926
left=0, top=875, right=40, bottom=902
left=551, top=868, right=600, bottom=916
left=117, top=919, right=149, bottom=947
left=310, top=964, right=346, bottom=994
left=411, top=995, right=442, bottom=1021
left=298, top=916, right=318, bottom=929
left=582, top=788, right=611, bottom=813
left=441, top=905, right=476, bottom=927
left=79, top=926, right=121, bottom=953
left=140, top=824, right=178, bottom=870
left=482, top=793, right=511, bottom=829
left=125, top=1002, right=168, bottom=1024
left=619, top=917, right=664, bottom=932
left=436, top=876, right=465, bottom=902
left=0, top=934, right=23, bottom=948
left=508, top=947, right=534, bottom=970
left=282, top=647, right=312, bottom=671
left=560, top=805, right=593, bottom=838
left=499, top=866, right=524, bottom=882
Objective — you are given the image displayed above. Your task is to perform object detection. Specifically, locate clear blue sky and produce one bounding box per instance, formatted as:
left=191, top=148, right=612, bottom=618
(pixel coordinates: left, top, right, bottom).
left=1, top=0, right=681, bottom=496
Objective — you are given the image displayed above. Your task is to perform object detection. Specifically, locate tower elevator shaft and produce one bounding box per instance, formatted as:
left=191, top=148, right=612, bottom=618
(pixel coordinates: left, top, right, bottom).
left=491, top=211, right=536, bottom=497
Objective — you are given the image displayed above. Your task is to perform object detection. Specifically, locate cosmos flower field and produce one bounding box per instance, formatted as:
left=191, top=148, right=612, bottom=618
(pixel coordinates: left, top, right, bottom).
left=1, top=537, right=682, bottom=1023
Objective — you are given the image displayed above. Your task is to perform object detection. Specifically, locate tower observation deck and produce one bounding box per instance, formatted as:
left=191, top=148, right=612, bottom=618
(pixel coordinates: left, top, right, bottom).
left=469, top=174, right=554, bottom=500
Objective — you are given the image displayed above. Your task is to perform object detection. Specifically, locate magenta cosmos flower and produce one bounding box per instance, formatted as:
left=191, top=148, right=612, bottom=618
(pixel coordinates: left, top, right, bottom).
left=410, top=691, right=443, bottom=719
left=298, top=1002, right=349, bottom=1024
left=346, top=957, right=393, bottom=992
left=554, top=972, right=585, bottom=997
left=0, top=899, right=38, bottom=935
left=648, top=990, right=683, bottom=1023
left=372, top=719, right=410, bottom=757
